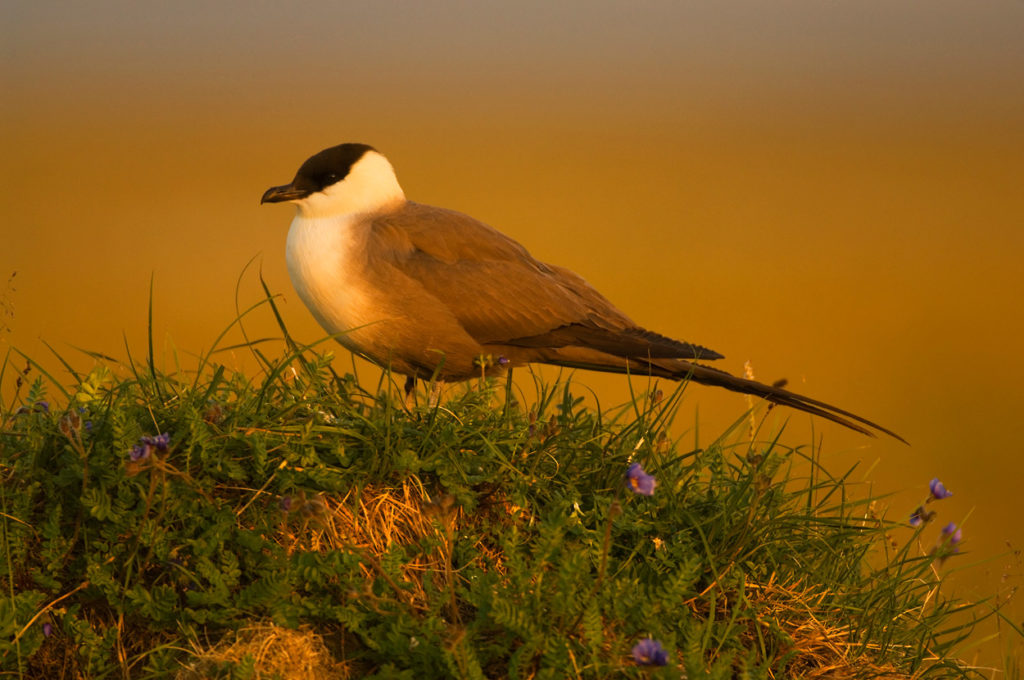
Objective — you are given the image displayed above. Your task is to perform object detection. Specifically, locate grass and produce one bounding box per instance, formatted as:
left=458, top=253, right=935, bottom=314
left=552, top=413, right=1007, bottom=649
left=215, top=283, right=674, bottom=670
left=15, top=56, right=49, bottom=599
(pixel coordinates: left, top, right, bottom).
left=0, top=288, right=1019, bottom=679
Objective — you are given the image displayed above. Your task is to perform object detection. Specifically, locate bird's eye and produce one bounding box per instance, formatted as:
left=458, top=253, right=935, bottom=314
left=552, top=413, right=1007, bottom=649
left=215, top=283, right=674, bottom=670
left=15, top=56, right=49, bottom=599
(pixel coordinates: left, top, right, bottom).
left=324, top=173, right=339, bottom=184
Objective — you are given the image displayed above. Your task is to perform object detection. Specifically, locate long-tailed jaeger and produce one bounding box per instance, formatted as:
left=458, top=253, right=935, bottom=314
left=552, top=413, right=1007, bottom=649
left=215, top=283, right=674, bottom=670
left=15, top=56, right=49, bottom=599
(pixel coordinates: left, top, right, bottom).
left=262, top=143, right=902, bottom=441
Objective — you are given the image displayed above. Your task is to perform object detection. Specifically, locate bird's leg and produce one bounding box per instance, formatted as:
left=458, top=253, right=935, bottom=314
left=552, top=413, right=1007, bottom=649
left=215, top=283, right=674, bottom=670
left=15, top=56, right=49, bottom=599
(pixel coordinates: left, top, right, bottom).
left=404, top=375, right=417, bottom=410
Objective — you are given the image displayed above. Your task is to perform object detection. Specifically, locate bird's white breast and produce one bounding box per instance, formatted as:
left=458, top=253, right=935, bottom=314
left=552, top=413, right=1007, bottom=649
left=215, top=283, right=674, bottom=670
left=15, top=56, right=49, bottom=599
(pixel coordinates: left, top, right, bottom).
left=285, top=214, right=371, bottom=349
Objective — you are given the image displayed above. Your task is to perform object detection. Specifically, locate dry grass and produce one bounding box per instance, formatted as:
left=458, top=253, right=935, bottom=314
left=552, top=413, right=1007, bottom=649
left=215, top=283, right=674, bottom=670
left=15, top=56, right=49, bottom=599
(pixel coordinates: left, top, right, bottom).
left=680, top=572, right=919, bottom=679
left=277, top=481, right=454, bottom=611
left=177, top=623, right=348, bottom=680
left=274, top=480, right=519, bottom=613
left=760, top=583, right=917, bottom=680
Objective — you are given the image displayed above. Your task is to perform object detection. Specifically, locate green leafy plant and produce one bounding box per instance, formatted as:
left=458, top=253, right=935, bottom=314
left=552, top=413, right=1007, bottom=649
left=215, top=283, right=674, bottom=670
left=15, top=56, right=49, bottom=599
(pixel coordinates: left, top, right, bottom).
left=0, top=288, right=1017, bottom=679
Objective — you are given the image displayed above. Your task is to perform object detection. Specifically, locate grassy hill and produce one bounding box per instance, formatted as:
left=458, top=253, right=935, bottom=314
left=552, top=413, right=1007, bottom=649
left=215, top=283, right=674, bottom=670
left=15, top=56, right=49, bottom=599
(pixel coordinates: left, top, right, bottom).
left=1, top=295, right=1014, bottom=678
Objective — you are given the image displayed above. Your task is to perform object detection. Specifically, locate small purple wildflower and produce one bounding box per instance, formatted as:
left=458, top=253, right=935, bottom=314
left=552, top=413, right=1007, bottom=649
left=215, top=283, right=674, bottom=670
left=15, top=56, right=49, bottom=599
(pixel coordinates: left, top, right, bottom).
left=129, top=443, right=150, bottom=462
left=929, top=478, right=952, bottom=500
left=141, top=432, right=170, bottom=452
left=42, top=622, right=53, bottom=637
left=36, top=401, right=49, bottom=413
left=632, top=638, right=668, bottom=666
left=280, top=496, right=293, bottom=512
left=130, top=433, right=170, bottom=461
left=84, top=420, right=93, bottom=432
left=626, top=463, right=657, bottom=496
left=941, top=522, right=963, bottom=550
left=152, top=432, right=170, bottom=451
left=497, top=356, right=509, bottom=366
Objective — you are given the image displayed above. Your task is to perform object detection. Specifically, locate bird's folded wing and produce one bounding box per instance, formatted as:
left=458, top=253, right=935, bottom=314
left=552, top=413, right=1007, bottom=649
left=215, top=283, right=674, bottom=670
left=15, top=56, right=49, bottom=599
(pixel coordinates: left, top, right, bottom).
left=371, top=204, right=721, bottom=361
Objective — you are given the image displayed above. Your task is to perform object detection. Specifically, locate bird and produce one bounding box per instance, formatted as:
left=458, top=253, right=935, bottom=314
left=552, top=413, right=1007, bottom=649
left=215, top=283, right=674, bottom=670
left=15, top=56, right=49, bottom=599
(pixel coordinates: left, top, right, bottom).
left=261, top=143, right=903, bottom=441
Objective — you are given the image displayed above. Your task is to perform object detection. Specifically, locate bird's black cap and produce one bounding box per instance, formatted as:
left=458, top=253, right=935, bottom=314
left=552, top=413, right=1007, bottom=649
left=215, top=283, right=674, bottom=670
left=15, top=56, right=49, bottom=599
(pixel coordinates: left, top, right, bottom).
left=262, top=143, right=377, bottom=204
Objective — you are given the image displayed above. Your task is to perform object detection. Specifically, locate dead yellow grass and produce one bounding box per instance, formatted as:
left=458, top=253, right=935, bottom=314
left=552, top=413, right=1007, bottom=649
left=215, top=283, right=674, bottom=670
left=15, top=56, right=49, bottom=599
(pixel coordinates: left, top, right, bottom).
left=176, top=623, right=349, bottom=680
left=683, top=573, right=918, bottom=679
left=275, top=480, right=516, bottom=613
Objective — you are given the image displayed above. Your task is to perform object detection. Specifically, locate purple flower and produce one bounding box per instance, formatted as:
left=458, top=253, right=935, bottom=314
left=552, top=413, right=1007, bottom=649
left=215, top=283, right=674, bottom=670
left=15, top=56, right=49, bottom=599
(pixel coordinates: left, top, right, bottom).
left=141, top=432, right=170, bottom=452
left=131, top=432, right=170, bottom=461
left=84, top=420, right=93, bottom=432
left=632, top=638, right=668, bottom=666
left=941, top=522, right=963, bottom=549
left=497, top=356, right=509, bottom=366
left=42, top=622, right=53, bottom=637
left=129, top=444, right=150, bottom=462
left=929, top=478, right=952, bottom=500
left=36, top=401, right=49, bottom=413
left=626, top=463, right=657, bottom=496
left=280, top=496, right=293, bottom=512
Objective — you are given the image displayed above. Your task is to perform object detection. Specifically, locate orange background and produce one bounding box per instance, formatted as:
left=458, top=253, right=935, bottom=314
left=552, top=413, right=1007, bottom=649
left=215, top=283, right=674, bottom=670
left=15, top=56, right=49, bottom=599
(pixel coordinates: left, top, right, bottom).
left=3, top=1, right=1023, bottom=669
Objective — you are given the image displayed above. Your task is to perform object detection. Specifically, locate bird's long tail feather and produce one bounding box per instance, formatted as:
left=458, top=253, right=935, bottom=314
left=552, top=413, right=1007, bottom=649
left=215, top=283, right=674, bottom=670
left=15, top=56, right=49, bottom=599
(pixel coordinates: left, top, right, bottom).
left=541, top=352, right=905, bottom=443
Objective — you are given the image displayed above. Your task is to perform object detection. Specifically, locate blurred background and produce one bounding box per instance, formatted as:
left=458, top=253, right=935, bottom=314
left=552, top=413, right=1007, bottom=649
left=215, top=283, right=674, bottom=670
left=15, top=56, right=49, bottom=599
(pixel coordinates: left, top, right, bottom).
left=3, top=0, right=1023, bottom=670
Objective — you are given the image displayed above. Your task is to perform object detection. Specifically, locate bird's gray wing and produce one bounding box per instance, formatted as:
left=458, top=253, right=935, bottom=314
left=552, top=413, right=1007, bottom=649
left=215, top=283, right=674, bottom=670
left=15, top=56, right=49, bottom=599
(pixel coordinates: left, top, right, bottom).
left=369, top=203, right=721, bottom=360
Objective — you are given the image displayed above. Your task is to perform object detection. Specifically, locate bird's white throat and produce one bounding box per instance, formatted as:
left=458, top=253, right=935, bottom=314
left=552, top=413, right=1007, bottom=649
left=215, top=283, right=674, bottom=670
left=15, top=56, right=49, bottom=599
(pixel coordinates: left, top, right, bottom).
left=285, top=214, right=371, bottom=347
left=294, top=151, right=406, bottom=219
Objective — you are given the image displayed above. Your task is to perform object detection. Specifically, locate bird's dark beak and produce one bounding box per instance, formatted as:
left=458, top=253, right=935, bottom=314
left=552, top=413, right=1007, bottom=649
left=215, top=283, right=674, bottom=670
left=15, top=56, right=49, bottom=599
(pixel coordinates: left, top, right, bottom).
left=261, top=183, right=308, bottom=204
